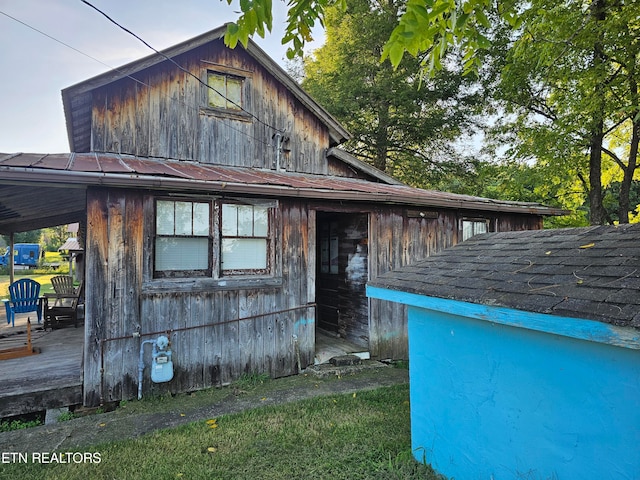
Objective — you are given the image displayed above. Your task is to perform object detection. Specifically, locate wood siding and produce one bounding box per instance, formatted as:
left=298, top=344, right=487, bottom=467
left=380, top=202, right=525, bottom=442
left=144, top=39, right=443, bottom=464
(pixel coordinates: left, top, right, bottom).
left=90, top=42, right=335, bottom=176
left=84, top=187, right=315, bottom=405
left=368, top=208, right=543, bottom=359
left=84, top=185, right=544, bottom=405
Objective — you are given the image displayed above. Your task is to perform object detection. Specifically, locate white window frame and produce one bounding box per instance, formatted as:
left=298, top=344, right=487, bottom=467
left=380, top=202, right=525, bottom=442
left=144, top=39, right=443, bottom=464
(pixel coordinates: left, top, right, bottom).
left=152, top=197, right=276, bottom=280
left=220, top=202, right=272, bottom=275
left=154, top=199, right=212, bottom=278
left=461, top=218, right=489, bottom=241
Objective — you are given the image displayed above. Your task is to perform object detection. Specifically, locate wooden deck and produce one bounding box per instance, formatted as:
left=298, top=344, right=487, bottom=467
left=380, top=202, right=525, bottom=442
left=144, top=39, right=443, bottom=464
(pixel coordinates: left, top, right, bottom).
left=0, top=312, right=83, bottom=418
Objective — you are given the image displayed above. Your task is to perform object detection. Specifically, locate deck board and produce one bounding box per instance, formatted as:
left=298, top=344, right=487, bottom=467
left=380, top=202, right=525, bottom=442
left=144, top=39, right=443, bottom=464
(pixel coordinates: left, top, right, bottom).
left=0, top=313, right=83, bottom=417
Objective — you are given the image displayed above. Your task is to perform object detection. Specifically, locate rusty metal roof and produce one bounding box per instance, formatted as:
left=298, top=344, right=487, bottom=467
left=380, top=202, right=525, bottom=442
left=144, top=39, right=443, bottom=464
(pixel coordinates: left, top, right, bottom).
left=0, top=152, right=566, bottom=216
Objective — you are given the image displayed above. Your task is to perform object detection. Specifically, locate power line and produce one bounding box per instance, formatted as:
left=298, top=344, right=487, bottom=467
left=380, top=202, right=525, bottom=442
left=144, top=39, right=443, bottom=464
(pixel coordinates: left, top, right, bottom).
left=0, top=9, right=273, bottom=149
left=80, top=0, right=283, bottom=134
left=0, top=10, right=116, bottom=74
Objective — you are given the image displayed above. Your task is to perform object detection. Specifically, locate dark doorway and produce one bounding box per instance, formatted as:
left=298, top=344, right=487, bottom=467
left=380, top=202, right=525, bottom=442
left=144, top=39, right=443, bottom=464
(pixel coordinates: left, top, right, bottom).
left=316, top=212, right=369, bottom=350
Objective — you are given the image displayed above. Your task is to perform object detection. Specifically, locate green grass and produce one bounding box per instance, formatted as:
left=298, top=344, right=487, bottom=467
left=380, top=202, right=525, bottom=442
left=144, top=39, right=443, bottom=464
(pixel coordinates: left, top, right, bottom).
left=0, top=253, right=71, bottom=297
left=0, top=385, right=443, bottom=480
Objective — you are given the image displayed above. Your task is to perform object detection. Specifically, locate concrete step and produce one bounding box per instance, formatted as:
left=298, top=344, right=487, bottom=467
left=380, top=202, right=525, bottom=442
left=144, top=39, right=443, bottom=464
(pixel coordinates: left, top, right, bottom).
left=304, top=359, right=389, bottom=378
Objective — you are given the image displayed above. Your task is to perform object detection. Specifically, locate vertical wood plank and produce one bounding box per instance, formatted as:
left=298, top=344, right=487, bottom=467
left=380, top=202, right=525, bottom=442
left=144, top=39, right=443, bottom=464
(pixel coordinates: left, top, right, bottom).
left=84, top=188, right=109, bottom=406
left=221, top=290, right=239, bottom=384
left=202, top=293, right=223, bottom=387
left=120, top=192, right=144, bottom=399
left=239, top=291, right=260, bottom=374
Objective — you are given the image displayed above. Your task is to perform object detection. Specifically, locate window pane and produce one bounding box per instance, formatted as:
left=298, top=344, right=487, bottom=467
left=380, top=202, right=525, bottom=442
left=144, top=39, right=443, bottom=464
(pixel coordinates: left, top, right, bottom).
left=156, top=237, right=209, bottom=271
left=237, top=205, right=254, bottom=236
left=193, top=203, right=210, bottom=236
left=463, top=221, right=474, bottom=241
left=156, top=201, right=174, bottom=235
left=222, top=238, right=267, bottom=270
left=208, top=73, right=226, bottom=108
left=226, top=77, right=242, bottom=109
left=221, top=204, right=237, bottom=236
left=175, top=201, right=193, bottom=235
left=253, top=206, right=268, bottom=236
left=462, top=220, right=488, bottom=241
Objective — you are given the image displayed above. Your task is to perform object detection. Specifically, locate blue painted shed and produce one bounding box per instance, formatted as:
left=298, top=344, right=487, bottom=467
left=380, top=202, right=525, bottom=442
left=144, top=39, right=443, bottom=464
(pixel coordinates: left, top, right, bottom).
left=367, top=224, right=640, bottom=480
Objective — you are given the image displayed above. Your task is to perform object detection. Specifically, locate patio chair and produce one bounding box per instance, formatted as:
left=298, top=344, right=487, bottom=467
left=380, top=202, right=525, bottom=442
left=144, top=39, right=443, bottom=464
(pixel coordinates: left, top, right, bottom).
left=44, top=281, right=84, bottom=330
left=3, top=278, right=43, bottom=327
left=50, top=275, right=77, bottom=307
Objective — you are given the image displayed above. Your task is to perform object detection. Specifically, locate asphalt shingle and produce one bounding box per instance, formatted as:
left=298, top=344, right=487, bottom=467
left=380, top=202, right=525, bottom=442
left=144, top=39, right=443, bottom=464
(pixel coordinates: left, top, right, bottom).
left=369, top=224, right=640, bottom=327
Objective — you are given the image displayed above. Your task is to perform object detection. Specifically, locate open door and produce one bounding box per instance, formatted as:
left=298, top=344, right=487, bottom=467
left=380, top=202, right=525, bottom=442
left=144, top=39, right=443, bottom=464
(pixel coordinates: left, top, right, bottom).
left=315, top=212, right=369, bottom=356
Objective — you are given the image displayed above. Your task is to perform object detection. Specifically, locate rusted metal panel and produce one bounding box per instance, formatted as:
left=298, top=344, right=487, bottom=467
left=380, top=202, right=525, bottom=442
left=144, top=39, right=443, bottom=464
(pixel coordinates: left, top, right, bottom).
left=0, top=152, right=566, bottom=214
left=70, top=153, right=102, bottom=172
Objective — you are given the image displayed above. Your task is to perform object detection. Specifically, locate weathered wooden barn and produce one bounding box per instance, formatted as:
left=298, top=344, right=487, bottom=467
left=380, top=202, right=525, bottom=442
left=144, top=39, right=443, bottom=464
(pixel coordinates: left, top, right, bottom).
left=0, top=26, right=565, bottom=409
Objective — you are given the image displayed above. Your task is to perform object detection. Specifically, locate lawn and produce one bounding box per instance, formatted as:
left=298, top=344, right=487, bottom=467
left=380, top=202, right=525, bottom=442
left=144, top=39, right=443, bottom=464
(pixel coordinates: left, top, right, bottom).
left=0, top=384, right=443, bottom=480
left=0, top=252, right=69, bottom=297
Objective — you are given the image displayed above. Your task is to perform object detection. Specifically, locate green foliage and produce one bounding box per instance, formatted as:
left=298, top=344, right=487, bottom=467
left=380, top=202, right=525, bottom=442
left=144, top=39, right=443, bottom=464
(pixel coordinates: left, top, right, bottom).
left=381, top=0, right=500, bottom=76
left=483, top=0, right=640, bottom=224
left=235, top=372, right=271, bottom=388
left=1, top=229, right=41, bottom=246
left=221, top=0, right=509, bottom=77
left=1, top=226, right=70, bottom=253
left=223, top=0, right=340, bottom=60
left=302, top=0, right=482, bottom=183
left=0, top=413, right=43, bottom=432
left=40, top=225, right=70, bottom=252
left=221, top=0, right=639, bottom=225
left=0, top=419, right=42, bottom=432
left=57, top=411, right=76, bottom=422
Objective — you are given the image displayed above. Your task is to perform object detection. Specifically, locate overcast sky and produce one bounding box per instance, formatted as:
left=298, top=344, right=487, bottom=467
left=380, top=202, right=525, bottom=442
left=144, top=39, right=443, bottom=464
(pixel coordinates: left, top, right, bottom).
left=0, top=0, right=319, bottom=153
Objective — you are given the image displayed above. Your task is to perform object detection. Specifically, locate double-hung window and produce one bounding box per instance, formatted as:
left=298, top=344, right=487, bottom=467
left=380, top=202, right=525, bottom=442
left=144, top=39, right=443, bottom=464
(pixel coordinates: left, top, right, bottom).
left=155, top=200, right=211, bottom=277
left=153, top=198, right=274, bottom=279
left=221, top=203, right=270, bottom=274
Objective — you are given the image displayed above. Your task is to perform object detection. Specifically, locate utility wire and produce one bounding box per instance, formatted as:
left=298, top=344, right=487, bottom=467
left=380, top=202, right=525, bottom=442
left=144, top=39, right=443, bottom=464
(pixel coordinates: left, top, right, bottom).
left=0, top=10, right=116, bottom=74
left=80, top=0, right=283, bottom=134
left=0, top=9, right=273, bottom=148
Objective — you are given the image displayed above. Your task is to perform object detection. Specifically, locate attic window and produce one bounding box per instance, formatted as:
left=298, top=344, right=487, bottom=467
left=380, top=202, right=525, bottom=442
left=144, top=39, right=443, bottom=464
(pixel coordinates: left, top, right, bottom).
left=461, top=218, right=489, bottom=241
left=207, top=72, right=243, bottom=110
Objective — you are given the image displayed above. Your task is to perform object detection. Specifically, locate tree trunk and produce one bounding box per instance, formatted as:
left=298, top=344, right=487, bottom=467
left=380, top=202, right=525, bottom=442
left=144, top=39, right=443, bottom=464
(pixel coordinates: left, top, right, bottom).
left=374, top=102, right=391, bottom=172
left=588, top=0, right=607, bottom=225
left=620, top=121, right=640, bottom=223
left=619, top=53, right=640, bottom=224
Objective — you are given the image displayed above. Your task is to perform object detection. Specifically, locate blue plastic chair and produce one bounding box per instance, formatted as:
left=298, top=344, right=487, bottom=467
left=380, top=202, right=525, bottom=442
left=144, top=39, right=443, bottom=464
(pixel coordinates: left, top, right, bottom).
left=3, top=279, right=42, bottom=327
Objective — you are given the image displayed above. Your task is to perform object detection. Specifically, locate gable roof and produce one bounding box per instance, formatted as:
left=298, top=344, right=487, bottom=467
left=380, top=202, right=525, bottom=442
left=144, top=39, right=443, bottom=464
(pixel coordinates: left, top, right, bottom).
left=0, top=152, right=566, bottom=234
left=61, top=25, right=350, bottom=153
left=369, top=224, right=640, bottom=327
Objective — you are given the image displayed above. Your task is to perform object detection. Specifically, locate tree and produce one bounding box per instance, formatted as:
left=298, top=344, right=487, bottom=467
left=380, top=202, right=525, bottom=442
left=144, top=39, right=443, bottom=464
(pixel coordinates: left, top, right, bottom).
left=301, top=0, right=483, bottom=185
left=40, top=225, right=70, bottom=252
left=1, top=230, right=41, bottom=246
left=222, top=0, right=640, bottom=224
left=485, top=0, right=640, bottom=224
left=222, top=0, right=511, bottom=76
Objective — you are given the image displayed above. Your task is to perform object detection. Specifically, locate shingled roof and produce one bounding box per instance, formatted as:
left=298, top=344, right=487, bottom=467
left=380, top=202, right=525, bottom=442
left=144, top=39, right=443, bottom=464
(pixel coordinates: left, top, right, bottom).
left=369, top=224, right=640, bottom=328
